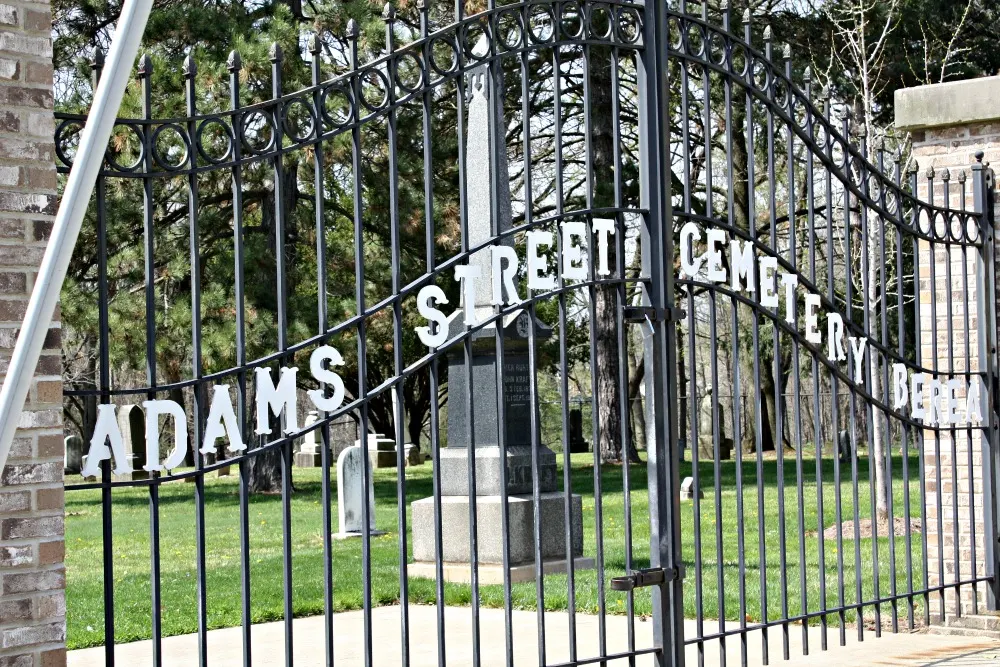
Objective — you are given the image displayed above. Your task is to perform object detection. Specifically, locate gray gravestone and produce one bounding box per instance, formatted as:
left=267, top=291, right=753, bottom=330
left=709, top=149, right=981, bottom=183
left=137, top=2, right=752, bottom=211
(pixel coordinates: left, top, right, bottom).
left=411, top=47, right=587, bottom=580
left=696, top=385, right=733, bottom=461
left=118, top=404, right=148, bottom=480
left=334, top=444, right=382, bottom=539
left=838, top=429, right=852, bottom=464
left=329, top=413, right=359, bottom=460
left=64, top=435, right=83, bottom=475
left=568, top=408, right=588, bottom=453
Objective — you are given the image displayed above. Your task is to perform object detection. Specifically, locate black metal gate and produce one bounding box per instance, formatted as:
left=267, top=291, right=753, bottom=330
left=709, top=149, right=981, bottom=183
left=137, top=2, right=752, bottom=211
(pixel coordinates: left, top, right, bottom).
left=55, top=1, right=997, bottom=666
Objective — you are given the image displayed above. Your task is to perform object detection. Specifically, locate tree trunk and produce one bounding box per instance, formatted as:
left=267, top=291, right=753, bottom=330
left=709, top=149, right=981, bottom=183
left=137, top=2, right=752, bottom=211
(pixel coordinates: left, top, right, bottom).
left=866, top=216, right=889, bottom=522
left=246, top=379, right=283, bottom=494
left=759, top=366, right=778, bottom=452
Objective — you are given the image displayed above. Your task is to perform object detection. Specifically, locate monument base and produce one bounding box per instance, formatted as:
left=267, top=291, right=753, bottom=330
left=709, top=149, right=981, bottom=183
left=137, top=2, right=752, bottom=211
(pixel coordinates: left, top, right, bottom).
left=412, top=492, right=584, bottom=565
left=409, top=557, right=596, bottom=585
left=437, top=446, right=558, bottom=496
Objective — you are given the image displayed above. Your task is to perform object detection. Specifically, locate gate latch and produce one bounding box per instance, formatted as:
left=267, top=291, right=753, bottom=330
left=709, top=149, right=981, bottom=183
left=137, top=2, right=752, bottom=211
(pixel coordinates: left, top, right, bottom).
left=610, top=566, right=682, bottom=592
left=622, top=306, right=686, bottom=330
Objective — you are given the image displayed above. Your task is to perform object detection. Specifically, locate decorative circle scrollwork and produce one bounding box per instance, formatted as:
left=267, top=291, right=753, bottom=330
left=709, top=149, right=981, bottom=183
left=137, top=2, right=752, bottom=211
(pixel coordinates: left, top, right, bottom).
left=359, top=68, right=390, bottom=112
left=55, top=119, right=84, bottom=167
left=616, top=7, right=641, bottom=44
left=151, top=123, right=190, bottom=171
left=708, top=31, right=726, bottom=65
left=395, top=52, right=424, bottom=94
left=463, top=20, right=490, bottom=61
left=282, top=96, right=317, bottom=143
left=195, top=118, right=234, bottom=164
left=320, top=84, right=353, bottom=128
left=588, top=3, right=613, bottom=41
left=667, top=16, right=683, bottom=51
left=730, top=43, right=747, bottom=78
left=240, top=110, right=276, bottom=155
left=966, top=215, right=981, bottom=243
left=106, top=123, right=144, bottom=172
left=499, top=9, right=524, bottom=50
left=429, top=36, right=459, bottom=77
left=685, top=23, right=704, bottom=57
left=528, top=4, right=555, bottom=43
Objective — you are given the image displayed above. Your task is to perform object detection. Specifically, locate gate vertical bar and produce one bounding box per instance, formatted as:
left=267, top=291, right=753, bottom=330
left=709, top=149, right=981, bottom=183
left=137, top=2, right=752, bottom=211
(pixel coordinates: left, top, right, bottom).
left=637, top=0, right=681, bottom=664
left=973, top=153, right=1000, bottom=610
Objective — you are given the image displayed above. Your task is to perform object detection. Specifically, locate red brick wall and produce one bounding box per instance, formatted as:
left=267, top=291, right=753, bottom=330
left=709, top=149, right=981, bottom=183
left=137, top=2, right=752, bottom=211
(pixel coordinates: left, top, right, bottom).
left=0, top=0, right=64, bottom=663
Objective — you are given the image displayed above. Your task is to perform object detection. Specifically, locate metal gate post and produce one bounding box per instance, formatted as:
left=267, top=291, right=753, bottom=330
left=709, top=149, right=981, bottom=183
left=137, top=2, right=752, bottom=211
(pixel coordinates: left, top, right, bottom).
left=637, top=0, right=683, bottom=664
left=973, top=153, right=1000, bottom=610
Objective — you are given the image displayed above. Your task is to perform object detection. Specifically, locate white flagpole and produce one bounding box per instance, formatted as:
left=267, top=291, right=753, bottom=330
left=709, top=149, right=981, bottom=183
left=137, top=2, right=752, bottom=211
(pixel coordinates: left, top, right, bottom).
left=0, top=0, right=153, bottom=476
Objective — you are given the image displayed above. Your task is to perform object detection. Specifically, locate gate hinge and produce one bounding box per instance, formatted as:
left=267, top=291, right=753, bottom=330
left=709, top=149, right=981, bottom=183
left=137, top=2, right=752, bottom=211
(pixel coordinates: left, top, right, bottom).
left=622, top=306, right=686, bottom=324
left=610, top=566, right=683, bottom=592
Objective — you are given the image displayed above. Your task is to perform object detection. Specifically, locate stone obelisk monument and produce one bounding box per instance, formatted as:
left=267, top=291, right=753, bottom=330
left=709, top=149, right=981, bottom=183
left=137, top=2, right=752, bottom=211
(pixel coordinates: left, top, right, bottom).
left=410, top=45, right=589, bottom=584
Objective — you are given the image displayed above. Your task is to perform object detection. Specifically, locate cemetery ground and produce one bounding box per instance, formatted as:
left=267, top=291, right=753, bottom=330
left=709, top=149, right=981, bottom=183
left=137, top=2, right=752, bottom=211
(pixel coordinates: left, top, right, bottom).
left=64, top=451, right=924, bottom=650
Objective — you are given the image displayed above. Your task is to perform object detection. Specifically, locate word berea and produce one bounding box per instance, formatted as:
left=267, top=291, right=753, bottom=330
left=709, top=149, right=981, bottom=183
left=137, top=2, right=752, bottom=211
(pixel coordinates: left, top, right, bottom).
left=679, top=222, right=986, bottom=428
left=81, top=346, right=347, bottom=477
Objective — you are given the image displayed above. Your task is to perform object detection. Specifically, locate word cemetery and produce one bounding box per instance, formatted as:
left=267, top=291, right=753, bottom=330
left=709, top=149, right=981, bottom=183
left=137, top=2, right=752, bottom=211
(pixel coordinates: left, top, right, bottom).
left=679, top=222, right=985, bottom=429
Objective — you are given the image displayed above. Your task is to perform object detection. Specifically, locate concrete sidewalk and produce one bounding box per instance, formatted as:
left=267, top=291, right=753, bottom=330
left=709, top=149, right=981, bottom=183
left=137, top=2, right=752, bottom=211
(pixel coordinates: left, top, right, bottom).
left=68, top=605, right=1000, bottom=666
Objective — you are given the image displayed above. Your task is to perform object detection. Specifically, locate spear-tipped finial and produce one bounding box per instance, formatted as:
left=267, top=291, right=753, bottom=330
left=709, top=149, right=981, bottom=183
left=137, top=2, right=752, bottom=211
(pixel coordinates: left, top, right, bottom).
left=782, top=43, right=791, bottom=60
left=309, top=32, right=322, bottom=54
left=347, top=19, right=359, bottom=38
left=137, top=53, right=152, bottom=76
left=269, top=42, right=283, bottom=62
left=742, top=8, right=751, bottom=24
left=382, top=2, right=395, bottom=21
left=906, top=158, right=918, bottom=174
left=763, top=25, right=773, bottom=41
left=227, top=50, right=242, bottom=72
left=941, top=168, right=951, bottom=181
left=417, top=0, right=428, bottom=10
left=183, top=54, right=196, bottom=78
left=719, top=0, right=729, bottom=11
left=803, top=66, right=812, bottom=83
left=958, top=169, right=967, bottom=183
left=925, top=165, right=936, bottom=179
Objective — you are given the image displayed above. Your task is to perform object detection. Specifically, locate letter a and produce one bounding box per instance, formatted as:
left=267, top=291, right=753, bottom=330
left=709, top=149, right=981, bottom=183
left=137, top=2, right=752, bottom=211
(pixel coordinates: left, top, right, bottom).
left=81, top=404, right=132, bottom=478
left=201, top=385, right=245, bottom=455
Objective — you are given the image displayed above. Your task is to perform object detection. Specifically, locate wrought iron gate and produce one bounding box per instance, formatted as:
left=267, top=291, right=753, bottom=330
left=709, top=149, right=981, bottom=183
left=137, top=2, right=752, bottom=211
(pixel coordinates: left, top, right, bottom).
left=54, top=1, right=997, bottom=666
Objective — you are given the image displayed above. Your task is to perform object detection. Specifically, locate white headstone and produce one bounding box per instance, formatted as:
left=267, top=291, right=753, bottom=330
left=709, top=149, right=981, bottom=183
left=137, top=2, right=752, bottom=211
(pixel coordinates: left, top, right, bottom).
left=300, top=410, right=320, bottom=455
left=680, top=476, right=702, bottom=500
left=335, top=444, right=379, bottom=538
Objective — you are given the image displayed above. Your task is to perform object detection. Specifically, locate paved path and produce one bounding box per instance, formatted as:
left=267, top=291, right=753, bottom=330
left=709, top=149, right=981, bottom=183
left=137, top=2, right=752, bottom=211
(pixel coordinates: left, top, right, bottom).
left=69, top=605, right=1000, bottom=666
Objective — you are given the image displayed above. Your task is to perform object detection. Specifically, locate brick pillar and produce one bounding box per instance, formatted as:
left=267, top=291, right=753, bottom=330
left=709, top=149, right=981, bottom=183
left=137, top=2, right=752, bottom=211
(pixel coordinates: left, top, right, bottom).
left=0, top=0, right=64, bottom=664
left=897, top=77, right=1000, bottom=622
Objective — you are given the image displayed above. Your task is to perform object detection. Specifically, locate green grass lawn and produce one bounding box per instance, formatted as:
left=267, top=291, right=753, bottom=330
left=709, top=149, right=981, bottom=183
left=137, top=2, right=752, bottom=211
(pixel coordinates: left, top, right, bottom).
left=65, top=451, right=926, bottom=649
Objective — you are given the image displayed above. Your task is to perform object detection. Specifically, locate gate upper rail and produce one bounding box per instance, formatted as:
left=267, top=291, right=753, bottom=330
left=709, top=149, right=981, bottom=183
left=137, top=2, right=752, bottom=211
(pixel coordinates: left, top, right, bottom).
left=54, top=0, right=645, bottom=178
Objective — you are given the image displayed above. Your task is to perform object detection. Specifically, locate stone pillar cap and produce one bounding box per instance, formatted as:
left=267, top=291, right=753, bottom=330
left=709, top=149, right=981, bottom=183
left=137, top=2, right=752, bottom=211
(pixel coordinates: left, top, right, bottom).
left=895, top=75, right=1000, bottom=131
